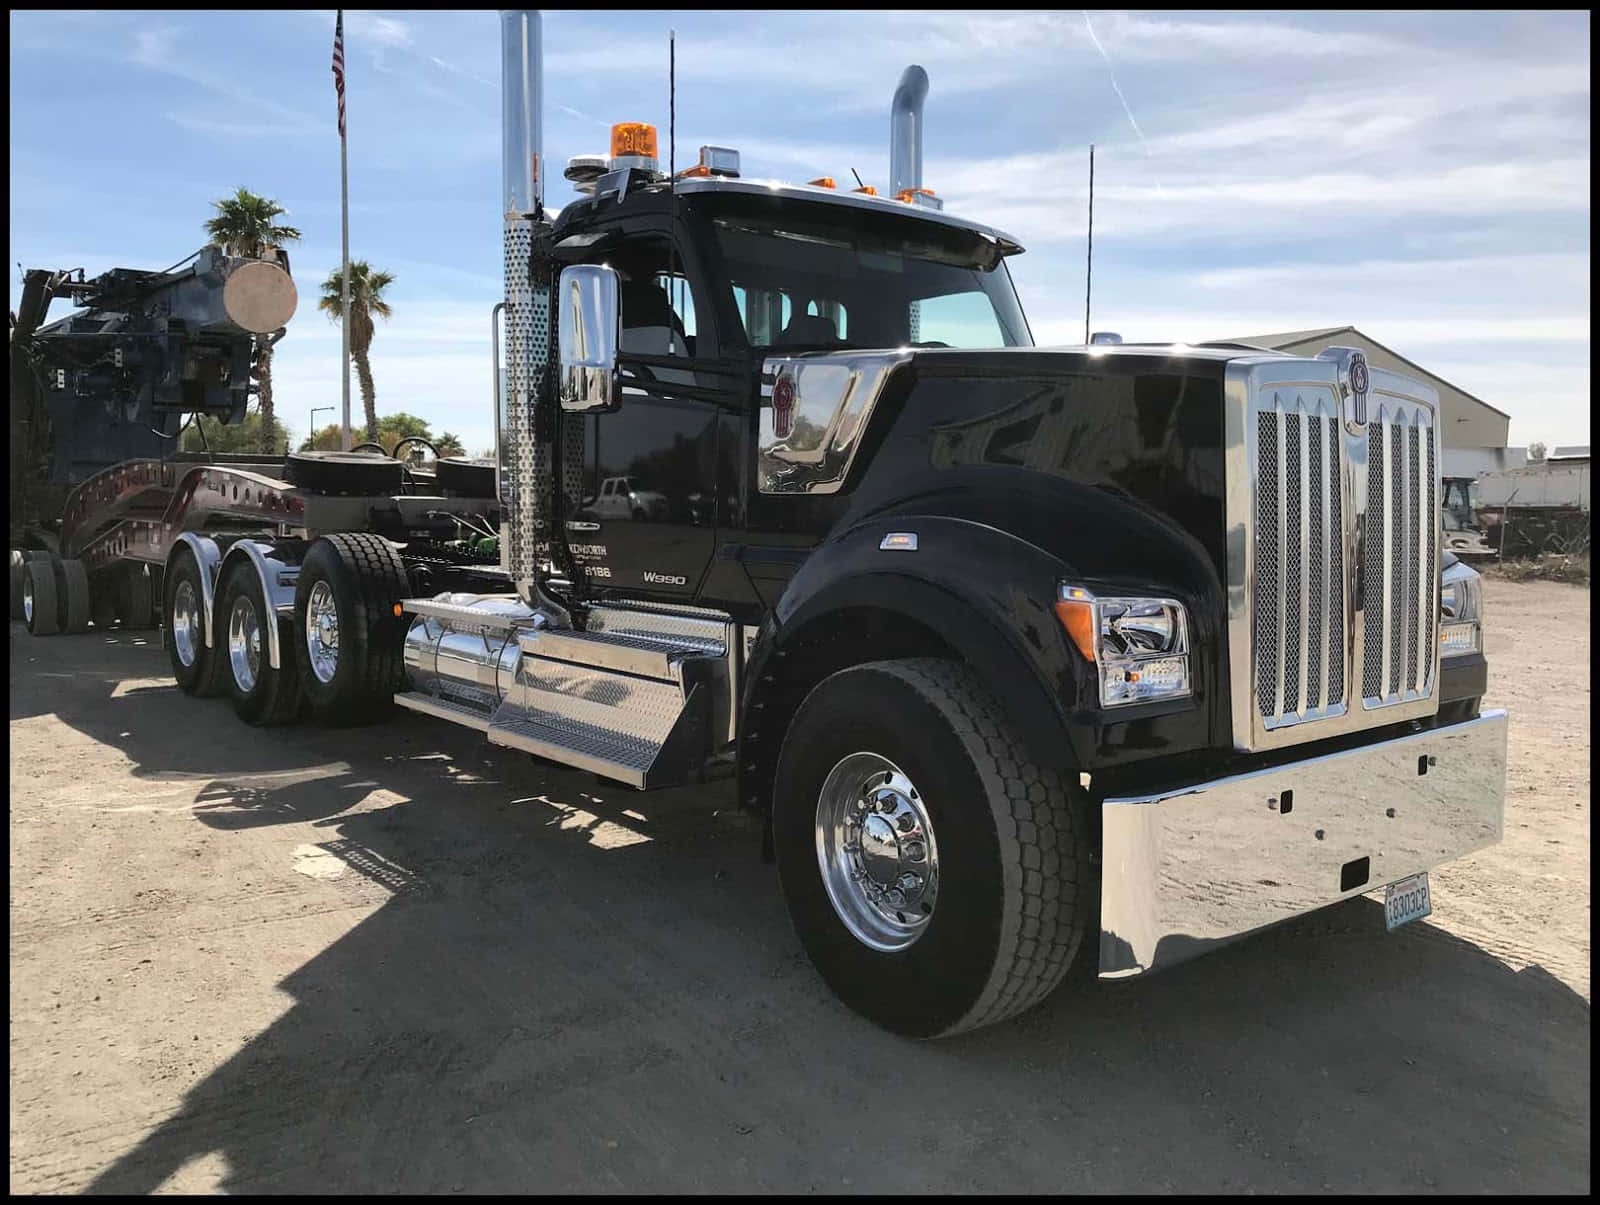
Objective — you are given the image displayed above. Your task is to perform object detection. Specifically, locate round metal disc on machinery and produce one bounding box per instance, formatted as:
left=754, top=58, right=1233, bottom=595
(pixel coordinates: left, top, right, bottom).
left=222, top=260, right=299, bottom=333
left=284, top=451, right=405, bottom=496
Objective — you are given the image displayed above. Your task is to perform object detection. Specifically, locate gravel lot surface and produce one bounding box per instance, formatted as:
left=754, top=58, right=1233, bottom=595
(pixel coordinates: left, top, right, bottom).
left=8, top=577, right=1589, bottom=1193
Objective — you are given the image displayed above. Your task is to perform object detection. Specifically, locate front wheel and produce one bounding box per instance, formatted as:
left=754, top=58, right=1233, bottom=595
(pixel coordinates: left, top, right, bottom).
left=772, top=658, right=1092, bottom=1039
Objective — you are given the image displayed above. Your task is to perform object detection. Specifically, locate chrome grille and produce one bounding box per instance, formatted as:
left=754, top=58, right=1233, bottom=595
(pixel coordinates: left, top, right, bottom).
left=1228, top=355, right=1442, bottom=752
left=1252, top=391, right=1346, bottom=728
left=1361, top=400, right=1438, bottom=706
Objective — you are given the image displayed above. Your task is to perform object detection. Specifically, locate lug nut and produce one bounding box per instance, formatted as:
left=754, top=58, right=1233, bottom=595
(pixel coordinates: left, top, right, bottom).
left=904, top=841, right=925, bottom=861
left=898, top=872, right=920, bottom=890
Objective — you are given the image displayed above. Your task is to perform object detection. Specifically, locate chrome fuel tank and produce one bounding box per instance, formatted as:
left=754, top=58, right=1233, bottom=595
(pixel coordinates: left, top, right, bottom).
left=403, top=593, right=539, bottom=717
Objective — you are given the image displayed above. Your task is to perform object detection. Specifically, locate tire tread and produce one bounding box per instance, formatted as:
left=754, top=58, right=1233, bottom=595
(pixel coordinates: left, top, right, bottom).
left=855, top=658, right=1092, bottom=1036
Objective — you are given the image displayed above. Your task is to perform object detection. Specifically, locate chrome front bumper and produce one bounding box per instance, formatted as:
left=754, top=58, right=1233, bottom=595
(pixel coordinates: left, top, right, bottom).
left=1098, top=709, right=1508, bottom=979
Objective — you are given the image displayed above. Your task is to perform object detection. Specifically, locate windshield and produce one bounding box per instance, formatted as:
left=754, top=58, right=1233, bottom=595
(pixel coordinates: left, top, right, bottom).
left=710, top=214, right=1032, bottom=351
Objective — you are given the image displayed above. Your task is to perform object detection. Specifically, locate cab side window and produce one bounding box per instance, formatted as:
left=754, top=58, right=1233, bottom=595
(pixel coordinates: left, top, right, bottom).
left=604, top=237, right=698, bottom=359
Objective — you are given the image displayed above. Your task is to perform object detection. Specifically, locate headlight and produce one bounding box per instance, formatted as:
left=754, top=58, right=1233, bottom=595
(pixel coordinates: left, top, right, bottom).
left=1055, top=586, right=1192, bottom=707
left=1439, top=560, right=1483, bottom=658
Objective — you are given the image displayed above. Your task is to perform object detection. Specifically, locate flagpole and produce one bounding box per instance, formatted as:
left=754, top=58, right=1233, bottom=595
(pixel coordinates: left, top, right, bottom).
left=335, top=9, right=352, bottom=451
left=340, top=132, right=351, bottom=450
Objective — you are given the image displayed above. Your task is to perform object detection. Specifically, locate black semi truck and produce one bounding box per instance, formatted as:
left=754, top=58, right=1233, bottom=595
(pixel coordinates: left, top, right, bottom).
left=16, top=11, right=1508, bottom=1039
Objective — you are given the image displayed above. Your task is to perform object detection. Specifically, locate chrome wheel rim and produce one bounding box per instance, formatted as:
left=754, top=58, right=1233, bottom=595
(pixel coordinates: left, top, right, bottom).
left=22, top=575, right=33, bottom=624
left=172, top=580, right=201, bottom=668
left=305, top=580, right=339, bottom=684
left=815, top=752, right=940, bottom=952
left=227, top=593, right=261, bottom=693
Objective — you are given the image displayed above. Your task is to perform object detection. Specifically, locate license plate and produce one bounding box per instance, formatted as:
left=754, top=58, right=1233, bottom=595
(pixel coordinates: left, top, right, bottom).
left=1384, top=872, right=1432, bottom=931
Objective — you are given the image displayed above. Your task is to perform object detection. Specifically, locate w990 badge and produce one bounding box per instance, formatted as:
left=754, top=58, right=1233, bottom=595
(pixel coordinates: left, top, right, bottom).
left=1383, top=872, right=1432, bottom=931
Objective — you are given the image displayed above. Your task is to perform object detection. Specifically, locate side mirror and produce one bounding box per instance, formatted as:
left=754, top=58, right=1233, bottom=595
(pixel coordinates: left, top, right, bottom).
left=558, top=263, right=620, bottom=413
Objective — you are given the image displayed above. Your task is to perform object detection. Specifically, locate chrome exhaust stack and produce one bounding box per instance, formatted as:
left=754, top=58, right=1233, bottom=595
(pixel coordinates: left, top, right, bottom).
left=501, top=9, right=543, bottom=219
left=890, top=65, right=929, bottom=198
left=499, top=9, right=562, bottom=618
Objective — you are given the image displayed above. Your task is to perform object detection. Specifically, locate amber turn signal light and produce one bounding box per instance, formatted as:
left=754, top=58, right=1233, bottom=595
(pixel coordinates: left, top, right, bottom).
left=1053, top=598, right=1097, bottom=662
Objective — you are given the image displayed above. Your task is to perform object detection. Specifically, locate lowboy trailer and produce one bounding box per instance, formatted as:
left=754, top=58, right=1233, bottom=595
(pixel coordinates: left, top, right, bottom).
left=17, top=11, right=1509, bottom=1038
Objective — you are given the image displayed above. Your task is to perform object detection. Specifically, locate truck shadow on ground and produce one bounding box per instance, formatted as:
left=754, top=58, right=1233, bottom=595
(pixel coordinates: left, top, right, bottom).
left=11, top=628, right=1592, bottom=1193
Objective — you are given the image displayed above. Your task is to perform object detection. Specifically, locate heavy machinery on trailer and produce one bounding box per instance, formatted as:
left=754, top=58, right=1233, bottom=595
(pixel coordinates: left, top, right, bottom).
left=20, top=10, right=1509, bottom=1039
left=9, top=244, right=297, bottom=626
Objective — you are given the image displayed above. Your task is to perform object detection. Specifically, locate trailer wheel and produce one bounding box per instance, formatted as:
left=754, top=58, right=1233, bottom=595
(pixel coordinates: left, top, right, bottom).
left=164, top=549, right=227, bottom=697
left=61, top=558, right=91, bottom=634
left=22, top=556, right=60, bottom=636
left=293, top=533, right=409, bottom=725
left=218, top=563, right=302, bottom=725
left=10, top=551, right=27, bottom=620
left=772, top=658, right=1092, bottom=1039
left=118, top=563, right=156, bottom=630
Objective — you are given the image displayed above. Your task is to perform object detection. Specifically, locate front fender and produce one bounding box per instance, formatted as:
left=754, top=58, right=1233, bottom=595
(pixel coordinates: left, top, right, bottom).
left=757, top=514, right=1088, bottom=772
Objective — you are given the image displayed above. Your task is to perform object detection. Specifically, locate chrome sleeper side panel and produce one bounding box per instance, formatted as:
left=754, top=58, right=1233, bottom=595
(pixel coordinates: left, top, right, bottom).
left=1098, top=710, right=1508, bottom=979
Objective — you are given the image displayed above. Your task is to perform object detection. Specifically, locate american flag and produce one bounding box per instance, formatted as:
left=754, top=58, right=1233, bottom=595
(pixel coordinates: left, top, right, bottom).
left=331, top=10, right=346, bottom=139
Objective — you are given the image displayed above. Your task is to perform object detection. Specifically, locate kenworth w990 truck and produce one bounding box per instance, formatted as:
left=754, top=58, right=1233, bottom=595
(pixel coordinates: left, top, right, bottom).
left=19, top=11, right=1508, bottom=1038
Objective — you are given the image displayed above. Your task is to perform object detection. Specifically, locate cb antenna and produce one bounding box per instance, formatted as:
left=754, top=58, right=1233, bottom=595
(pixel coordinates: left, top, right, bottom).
left=1084, top=143, right=1094, bottom=345
left=850, top=167, right=866, bottom=190
left=669, top=28, right=676, bottom=182
left=668, top=29, right=681, bottom=328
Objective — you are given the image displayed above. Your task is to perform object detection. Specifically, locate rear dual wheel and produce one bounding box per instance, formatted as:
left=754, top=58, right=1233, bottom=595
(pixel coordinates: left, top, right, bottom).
left=164, top=549, right=228, bottom=696
left=293, top=534, right=410, bottom=725
left=217, top=563, right=301, bottom=725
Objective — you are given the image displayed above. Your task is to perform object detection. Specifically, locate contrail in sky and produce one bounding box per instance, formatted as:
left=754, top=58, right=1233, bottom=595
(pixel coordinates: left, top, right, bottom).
left=1081, top=10, right=1167, bottom=196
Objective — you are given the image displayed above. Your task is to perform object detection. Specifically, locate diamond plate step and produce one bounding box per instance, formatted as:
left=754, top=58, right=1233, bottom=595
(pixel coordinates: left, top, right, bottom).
left=394, top=689, right=493, bottom=732
left=518, top=626, right=704, bottom=682
left=487, top=710, right=663, bottom=788
left=585, top=602, right=730, bottom=654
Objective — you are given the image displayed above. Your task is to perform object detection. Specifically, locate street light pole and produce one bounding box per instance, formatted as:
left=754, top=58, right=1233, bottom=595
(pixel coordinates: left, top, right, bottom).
left=310, top=406, right=334, bottom=452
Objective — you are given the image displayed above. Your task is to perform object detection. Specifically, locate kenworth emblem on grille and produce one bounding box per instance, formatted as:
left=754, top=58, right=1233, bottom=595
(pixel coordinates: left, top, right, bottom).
left=1345, top=350, right=1370, bottom=431
left=1317, top=346, right=1371, bottom=434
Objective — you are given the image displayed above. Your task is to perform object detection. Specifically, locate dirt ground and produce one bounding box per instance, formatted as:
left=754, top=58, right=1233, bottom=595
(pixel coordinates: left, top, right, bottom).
left=8, top=578, right=1590, bottom=1193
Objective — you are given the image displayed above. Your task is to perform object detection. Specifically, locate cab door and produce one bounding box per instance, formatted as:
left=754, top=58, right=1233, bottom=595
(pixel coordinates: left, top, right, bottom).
left=571, top=233, right=720, bottom=599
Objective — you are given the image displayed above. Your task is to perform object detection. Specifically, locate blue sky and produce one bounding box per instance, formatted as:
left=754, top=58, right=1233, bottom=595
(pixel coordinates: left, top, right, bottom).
left=9, top=9, right=1591, bottom=455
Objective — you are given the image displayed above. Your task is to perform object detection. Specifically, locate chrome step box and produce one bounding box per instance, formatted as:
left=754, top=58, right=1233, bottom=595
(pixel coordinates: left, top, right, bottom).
left=400, top=594, right=734, bottom=789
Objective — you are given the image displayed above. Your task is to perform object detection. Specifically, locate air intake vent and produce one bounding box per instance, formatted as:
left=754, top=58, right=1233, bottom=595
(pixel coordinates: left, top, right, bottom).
left=1253, top=392, right=1346, bottom=727
left=1361, top=400, right=1438, bottom=707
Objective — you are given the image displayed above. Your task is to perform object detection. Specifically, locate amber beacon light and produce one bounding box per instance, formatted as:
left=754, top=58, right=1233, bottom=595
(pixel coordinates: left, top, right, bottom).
left=610, top=122, right=658, bottom=160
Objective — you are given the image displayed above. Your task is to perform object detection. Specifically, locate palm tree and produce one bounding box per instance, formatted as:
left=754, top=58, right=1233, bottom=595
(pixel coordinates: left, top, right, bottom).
left=318, top=261, right=395, bottom=437
left=203, top=188, right=301, bottom=446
